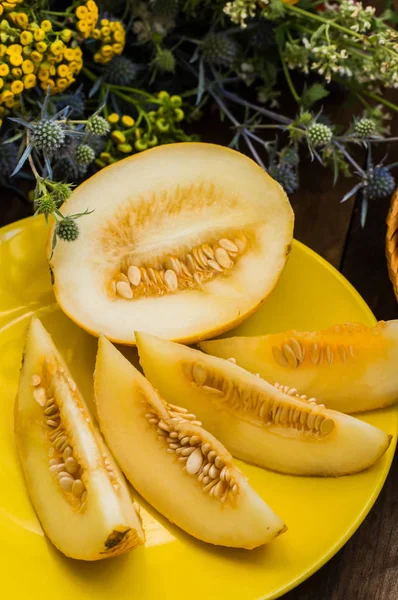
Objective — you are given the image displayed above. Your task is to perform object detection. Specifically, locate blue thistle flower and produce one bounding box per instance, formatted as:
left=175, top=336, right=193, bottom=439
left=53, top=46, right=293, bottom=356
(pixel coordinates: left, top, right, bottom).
left=269, top=162, right=298, bottom=194
left=56, top=218, right=80, bottom=242
left=364, top=166, right=395, bottom=201
left=75, top=144, right=96, bottom=166
left=104, top=57, right=138, bottom=86
left=32, top=120, right=65, bottom=152
left=202, top=33, right=239, bottom=67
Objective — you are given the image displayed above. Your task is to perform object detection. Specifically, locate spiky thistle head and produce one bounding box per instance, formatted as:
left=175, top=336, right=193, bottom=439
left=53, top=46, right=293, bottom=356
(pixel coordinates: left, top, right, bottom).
left=104, top=56, right=138, bottom=86
left=269, top=162, right=299, bottom=195
left=32, top=120, right=65, bottom=151
left=86, top=115, right=110, bottom=136
left=307, top=123, right=333, bottom=147
left=53, top=182, right=73, bottom=204
left=202, top=32, right=239, bottom=67
left=364, top=166, right=395, bottom=200
left=152, top=48, right=175, bottom=72
left=354, top=118, right=377, bottom=138
left=56, top=218, right=80, bottom=242
left=75, top=144, right=96, bottom=166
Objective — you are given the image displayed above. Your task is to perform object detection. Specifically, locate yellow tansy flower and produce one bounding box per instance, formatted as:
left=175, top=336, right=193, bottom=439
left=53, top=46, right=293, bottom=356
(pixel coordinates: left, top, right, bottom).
left=0, top=44, right=6, bottom=57
left=0, top=63, right=10, bottom=76
left=30, top=50, right=43, bottom=63
left=22, top=58, right=34, bottom=74
left=20, top=30, right=33, bottom=45
left=38, top=68, right=49, bottom=81
left=60, top=28, right=72, bottom=42
left=0, top=77, right=3, bottom=89
left=101, top=26, right=110, bottom=36
left=114, top=30, right=124, bottom=43
left=56, top=77, right=68, bottom=88
left=14, top=12, right=28, bottom=28
left=11, top=79, right=23, bottom=94
left=74, top=47, right=83, bottom=58
left=75, top=5, right=88, bottom=19
left=64, top=47, right=75, bottom=61
left=112, top=43, right=123, bottom=55
left=111, top=130, right=126, bottom=144
left=49, top=64, right=56, bottom=75
left=22, top=46, right=31, bottom=57
left=100, top=44, right=113, bottom=57
left=77, top=20, right=89, bottom=35
left=7, top=44, right=22, bottom=55
left=23, top=73, right=36, bottom=89
left=87, top=0, right=98, bottom=10
left=35, top=41, right=47, bottom=52
left=11, top=67, right=22, bottom=77
left=45, top=77, right=55, bottom=89
left=92, top=28, right=101, bottom=39
left=100, top=18, right=109, bottom=26
left=50, top=40, right=64, bottom=55
left=57, top=64, right=69, bottom=77
left=9, top=53, right=23, bottom=66
left=107, top=113, right=119, bottom=124
left=33, top=28, right=45, bottom=41
left=40, top=20, right=52, bottom=32
left=121, top=115, right=135, bottom=128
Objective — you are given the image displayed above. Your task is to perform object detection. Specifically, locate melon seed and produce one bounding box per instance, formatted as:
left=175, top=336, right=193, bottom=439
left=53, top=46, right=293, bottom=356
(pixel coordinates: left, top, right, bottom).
left=186, top=448, right=203, bottom=475
left=215, top=247, right=233, bottom=269
left=59, top=476, right=74, bottom=492
left=164, top=269, right=178, bottom=292
left=116, top=281, right=133, bottom=299
left=127, top=265, right=142, bottom=287
left=72, top=479, right=85, bottom=498
left=65, top=456, right=79, bottom=475
left=219, top=238, right=238, bottom=253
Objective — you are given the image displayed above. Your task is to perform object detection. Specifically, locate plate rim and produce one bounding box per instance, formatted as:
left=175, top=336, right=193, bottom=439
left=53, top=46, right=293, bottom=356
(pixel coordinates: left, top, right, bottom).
left=1, top=216, right=397, bottom=600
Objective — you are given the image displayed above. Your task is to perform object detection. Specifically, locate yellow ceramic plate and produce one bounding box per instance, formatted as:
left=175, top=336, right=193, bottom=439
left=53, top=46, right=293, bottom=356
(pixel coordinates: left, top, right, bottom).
left=1, top=216, right=397, bottom=600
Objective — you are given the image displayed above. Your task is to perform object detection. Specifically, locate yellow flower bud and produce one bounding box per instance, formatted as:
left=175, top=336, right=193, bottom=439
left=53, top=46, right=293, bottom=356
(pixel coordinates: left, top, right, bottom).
left=121, top=115, right=135, bottom=128
left=111, top=130, right=126, bottom=144
left=23, top=73, right=36, bottom=89
left=0, top=63, right=10, bottom=76
left=20, top=30, right=33, bottom=45
left=117, top=143, right=133, bottom=154
left=33, top=28, right=45, bottom=42
left=35, top=41, right=47, bottom=53
left=9, top=53, right=23, bottom=66
left=50, top=40, right=64, bottom=55
left=11, top=67, right=22, bottom=77
left=107, top=113, right=119, bottom=124
left=60, top=28, right=72, bottom=42
left=100, top=18, right=109, bottom=26
left=30, top=50, right=43, bottom=63
left=40, top=20, right=52, bottom=32
left=11, top=79, right=23, bottom=94
left=75, top=6, right=88, bottom=19
left=15, top=12, right=28, bottom=28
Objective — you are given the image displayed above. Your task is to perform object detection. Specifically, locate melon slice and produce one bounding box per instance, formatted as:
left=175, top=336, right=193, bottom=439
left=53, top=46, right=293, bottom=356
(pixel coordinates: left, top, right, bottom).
left=15, top=318, right=144, bottom=560
left=48, top=143, right=294, bottom=345
left=94, top=336, right=286, bottom=549
left=136, top=332, right=392, bottom=476
left=200, top=321, right=398, bottom=413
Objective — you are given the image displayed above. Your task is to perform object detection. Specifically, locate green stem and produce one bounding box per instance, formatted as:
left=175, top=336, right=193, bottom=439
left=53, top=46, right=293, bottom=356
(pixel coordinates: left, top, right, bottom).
left=362, top=89, right=398, bottom=113
left=284, top=4, right=364, bottom=40
left=277, top=38, right=301, bottom=104
left=82, top=68, right=156, bottom=100
left=43, top=10, right=71, bottom=16
left=355, top=93, right=371, bottom=110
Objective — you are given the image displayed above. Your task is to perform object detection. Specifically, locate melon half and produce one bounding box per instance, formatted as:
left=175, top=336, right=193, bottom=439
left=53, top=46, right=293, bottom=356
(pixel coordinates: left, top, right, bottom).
left=48, top=143, right=294, bottom=344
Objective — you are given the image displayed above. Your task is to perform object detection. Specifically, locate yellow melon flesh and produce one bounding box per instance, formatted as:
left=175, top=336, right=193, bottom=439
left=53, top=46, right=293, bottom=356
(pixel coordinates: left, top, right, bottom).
left=94, top=336, right=286, bottom=549
left=48, top=143, right=293, bottom=345
left=136, top=332, right=392, bottom=477
left=200, top=321, right=398, bottom=413
left=15, top=318, right=144, bottom=560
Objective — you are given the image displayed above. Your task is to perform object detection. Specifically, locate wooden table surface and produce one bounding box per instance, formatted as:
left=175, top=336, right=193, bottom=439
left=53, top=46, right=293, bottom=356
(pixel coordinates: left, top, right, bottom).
left=1, top=104, right=398, bottom=600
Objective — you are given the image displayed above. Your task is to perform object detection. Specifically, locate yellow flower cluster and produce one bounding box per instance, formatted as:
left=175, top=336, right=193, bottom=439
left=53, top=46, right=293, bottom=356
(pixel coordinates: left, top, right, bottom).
left=92, top=18, right=125, bottom=64
left=0, top=0, right=23, bottom=17
left=0, top=4, right=96, bottom=122
left=75, top=0, right=98, bottom=39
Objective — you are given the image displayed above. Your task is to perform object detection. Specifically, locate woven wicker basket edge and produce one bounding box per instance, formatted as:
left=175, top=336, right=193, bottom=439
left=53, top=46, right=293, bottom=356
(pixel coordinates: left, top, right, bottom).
left=386, top=188, right=398, bottom=302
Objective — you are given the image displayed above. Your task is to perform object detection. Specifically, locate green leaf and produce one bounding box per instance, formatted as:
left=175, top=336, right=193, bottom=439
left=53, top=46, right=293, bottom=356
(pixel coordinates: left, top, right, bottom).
left=301, top=84, right=330, bottom=109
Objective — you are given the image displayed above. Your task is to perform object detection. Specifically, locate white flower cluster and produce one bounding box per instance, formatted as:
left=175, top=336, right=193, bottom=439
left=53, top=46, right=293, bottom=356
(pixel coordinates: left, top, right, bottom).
left=338, top=0, right=375, bottom=33
left=311, top=44, right=350, bottom=82
left=224, top=0, right=265, bottom=28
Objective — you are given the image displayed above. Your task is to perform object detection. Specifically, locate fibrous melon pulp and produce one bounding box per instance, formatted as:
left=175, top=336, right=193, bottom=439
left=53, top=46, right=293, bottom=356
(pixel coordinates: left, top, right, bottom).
left=49, top=143, right=294, bottom=344
left=15, top=318, right=144, bottom=560
left=200, top=321, right=398, bottom=413
left=136, top=332, right=391, bottom=476
left=94, top=336, right=286, bottom=548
